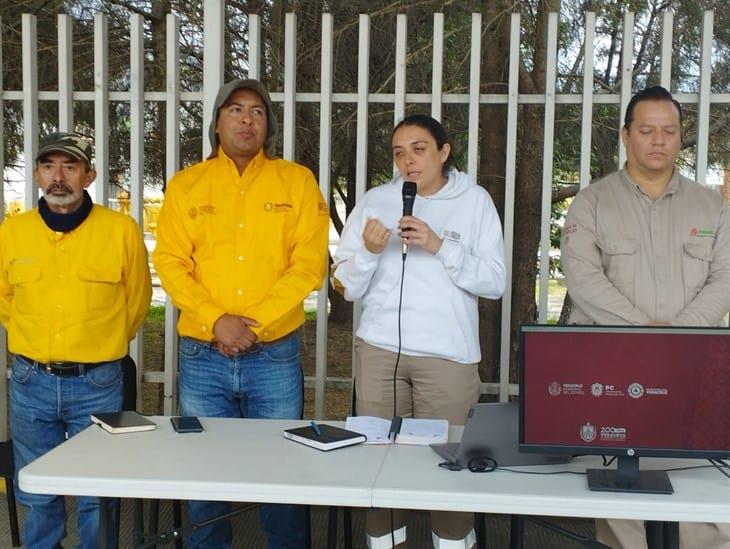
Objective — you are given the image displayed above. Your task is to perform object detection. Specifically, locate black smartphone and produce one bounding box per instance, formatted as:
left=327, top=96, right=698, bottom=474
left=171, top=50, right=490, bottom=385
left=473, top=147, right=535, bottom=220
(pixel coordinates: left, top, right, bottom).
left=170, top=416, right=204, bottom=433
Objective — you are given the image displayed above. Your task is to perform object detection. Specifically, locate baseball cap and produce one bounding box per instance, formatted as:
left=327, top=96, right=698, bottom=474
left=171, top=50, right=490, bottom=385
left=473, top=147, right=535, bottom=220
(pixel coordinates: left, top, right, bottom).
left=36, top=132, right=94, bottom=167
left=207, top=79, right=278, bottom=158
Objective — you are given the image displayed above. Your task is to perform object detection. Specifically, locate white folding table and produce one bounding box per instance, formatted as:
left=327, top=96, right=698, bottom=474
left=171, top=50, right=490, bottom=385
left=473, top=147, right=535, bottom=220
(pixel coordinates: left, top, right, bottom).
left=19, top=417, right=389, bottom=547
left=19, top=417, right=730, bottom=549
left=371, top=441, right=730, bottom=548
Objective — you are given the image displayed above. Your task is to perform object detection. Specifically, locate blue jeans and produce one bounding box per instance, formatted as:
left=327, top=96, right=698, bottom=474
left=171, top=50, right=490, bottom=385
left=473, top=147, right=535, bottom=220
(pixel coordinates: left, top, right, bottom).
left=10, top=355, right=123, bottom=549
left=178, top=333, right=307, bottom=549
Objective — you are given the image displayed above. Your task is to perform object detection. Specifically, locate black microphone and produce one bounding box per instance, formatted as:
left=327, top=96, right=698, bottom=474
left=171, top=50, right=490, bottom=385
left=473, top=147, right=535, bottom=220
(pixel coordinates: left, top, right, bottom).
left=401, top=181, right=417, bottom=257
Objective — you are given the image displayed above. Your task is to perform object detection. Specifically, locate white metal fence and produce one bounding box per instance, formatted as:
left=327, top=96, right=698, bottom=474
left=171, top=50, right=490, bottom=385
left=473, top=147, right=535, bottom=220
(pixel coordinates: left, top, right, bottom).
left=0, top=4, right=727, bottom=436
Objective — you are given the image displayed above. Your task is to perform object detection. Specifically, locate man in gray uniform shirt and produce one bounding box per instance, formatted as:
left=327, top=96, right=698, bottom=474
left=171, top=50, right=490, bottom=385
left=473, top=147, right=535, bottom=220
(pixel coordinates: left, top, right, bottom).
left=561, top=86, right=730, bottom=548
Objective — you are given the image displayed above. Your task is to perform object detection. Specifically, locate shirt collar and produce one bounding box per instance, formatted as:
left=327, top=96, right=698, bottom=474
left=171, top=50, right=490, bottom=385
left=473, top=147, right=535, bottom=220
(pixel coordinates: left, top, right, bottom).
left=216, top=146, right=267, bottom=178
left=619, top=165, right=678, bottom=200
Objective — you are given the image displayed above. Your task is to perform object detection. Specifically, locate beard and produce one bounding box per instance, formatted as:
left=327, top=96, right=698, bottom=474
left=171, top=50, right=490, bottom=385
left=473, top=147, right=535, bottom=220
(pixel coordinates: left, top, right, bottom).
left=43, top=183, right=83, bottom=207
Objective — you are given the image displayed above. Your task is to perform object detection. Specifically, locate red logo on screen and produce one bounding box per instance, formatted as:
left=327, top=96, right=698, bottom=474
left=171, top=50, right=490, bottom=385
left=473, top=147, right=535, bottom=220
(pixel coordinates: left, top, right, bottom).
left=548, top=382, right=562, bottom=396
left=628, top=383, right=644, bottom=398
left=580, top=422, right=596, bottom=442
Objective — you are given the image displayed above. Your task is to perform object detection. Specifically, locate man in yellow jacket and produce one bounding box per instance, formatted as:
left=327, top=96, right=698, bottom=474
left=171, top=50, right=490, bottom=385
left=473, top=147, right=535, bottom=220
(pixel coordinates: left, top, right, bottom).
left=153, top=79, right=329, bottom=548
left=0, top=132, right=152, bottom=549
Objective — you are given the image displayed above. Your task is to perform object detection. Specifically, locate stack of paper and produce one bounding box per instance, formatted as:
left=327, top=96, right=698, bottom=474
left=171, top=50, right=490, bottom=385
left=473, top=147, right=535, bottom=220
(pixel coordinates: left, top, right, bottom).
left=345, top=416, right=448, bottom=445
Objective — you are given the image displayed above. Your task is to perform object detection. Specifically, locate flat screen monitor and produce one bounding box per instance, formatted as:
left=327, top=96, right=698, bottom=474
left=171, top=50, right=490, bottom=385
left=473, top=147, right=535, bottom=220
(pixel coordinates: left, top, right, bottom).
left=519, top=325, right=730, bottom=494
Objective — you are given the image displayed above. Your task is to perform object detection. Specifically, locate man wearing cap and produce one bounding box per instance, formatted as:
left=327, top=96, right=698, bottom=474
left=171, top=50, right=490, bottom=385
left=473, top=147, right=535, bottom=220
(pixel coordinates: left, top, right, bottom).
left=153, top=79, right=328, bottom=548
left=0, top=132, right=152, bottom=548
left=561, top=86, right=730, bottom=548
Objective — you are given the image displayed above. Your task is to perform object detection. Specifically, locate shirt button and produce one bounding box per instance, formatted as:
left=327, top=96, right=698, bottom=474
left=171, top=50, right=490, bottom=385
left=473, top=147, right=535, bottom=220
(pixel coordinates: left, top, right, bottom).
left=236, top=289, right=243, bottom=295
left=237, top=255, right=244, bottom=261
left=201, top=326, right=207, bottom=331
left=239, top=190, right=245, bottom=196
left=238, top=223, right=244, bottom=230
left=55, top=333, right=60, bottom=339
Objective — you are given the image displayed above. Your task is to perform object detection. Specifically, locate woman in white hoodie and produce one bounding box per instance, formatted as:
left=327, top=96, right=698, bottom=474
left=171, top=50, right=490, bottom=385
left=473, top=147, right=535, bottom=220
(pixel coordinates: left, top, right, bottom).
left=334, top=115, right=506, bottom=549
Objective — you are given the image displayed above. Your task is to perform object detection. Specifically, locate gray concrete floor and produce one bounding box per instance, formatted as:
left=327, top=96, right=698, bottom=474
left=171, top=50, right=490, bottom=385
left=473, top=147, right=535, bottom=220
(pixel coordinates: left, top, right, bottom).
left=0, top=496, right=597, bottom=548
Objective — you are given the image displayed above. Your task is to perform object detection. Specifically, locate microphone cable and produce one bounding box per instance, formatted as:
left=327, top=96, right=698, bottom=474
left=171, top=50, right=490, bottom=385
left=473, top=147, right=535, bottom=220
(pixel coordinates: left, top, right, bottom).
left=392, top=254, right=407, bottom=423
left=389, top=239, right=408, bottom=549
left=387, top=179, right=415, bottom=548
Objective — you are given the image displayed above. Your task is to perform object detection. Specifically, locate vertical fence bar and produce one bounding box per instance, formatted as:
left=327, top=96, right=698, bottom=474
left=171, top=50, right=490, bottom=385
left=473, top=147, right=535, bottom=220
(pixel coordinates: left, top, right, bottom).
left=659, top=11, right=673, bottom=91
left=129, top=14, right=145, bottom=228
left=94, top=14, right=109, bottom=205
left=579, top=12, right=595, bottom=190
left=315, top=13, right=334, bottom=419
left=129, top=14, right=145, bottom=406
left=165, top=14, right=181, bottom=189
left=431, top=13, right=444, bottom=121
left=22, top=14, right=38, bottom=210
left=0, top=17, right=6, bottom=441
left=392, top=13, right=407, bottom=179
left=499, top=13, right=520, bottom=402
left=248, top=13, right=260, bottom=80
left=352, top=15, right=370, bottom=356
left=538, top=13, right=558, bottom=323
left=618, top=12, right=634, bottom=168
left=696, top=10, right=713, bottom=185
left=163, top=14, right=181, bottom=415
left=282, top=13, right=297, bottom=160
left=203, top=0, right=224, bottom=159
left=58, top=14, right=73, bottom=132
left=467, top=13, right=481, bottom=177
left=394, top=13, right=407, bottom=126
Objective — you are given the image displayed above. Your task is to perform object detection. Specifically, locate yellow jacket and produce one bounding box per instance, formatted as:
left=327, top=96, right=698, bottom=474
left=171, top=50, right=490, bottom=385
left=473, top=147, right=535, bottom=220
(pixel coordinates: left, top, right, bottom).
left=153, top=148, right=329, bottom=341
left=0, top=206, right=152, bottom=363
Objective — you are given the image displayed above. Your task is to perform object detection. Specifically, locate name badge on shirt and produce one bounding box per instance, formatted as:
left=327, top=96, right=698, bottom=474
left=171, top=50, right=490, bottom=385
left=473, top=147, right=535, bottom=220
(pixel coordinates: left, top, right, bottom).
left=442, top=229, right=461, bottom=242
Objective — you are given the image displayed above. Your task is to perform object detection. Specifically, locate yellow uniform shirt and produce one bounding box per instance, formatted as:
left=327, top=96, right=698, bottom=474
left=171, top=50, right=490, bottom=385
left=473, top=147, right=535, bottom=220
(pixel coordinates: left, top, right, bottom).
left=153, top=148, right=329, bottom=341
left=0, top=205, right=152, bottom=363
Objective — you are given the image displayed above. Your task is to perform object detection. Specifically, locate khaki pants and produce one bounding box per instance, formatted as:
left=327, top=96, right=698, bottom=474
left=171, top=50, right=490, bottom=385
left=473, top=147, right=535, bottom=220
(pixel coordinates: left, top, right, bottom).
left=354, top=338, right=481, bottom=547
left=596, top=519, right=730, bottom=549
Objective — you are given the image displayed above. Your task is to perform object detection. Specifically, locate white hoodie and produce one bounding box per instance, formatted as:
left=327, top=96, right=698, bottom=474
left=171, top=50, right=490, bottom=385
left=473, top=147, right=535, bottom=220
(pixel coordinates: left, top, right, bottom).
left=333, top=169, right=506, bottom=364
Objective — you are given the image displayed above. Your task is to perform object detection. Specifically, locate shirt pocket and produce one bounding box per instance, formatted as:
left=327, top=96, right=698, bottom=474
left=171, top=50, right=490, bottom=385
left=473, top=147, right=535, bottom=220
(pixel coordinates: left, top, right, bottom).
left=597, top=238, right=637, bottom=299
left=682, top=240, right=713, bottom=298
left=8, top=263, right=42, bottom=315
left=77, top=265, right=122, bottom=312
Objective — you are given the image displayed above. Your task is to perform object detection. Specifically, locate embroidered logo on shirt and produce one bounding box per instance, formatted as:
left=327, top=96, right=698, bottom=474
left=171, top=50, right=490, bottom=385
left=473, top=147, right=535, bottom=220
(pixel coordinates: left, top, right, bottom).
left=689, top=227, right=715, bottom=238
left=442, top=229, right=461, bottom=242
left=264, top=202, right=293, bottom=213
left=188, top=205, right=216, bottom=219
left=9, top=257, right=35, bottom=266
left=563, top=223, right=577, bottom=235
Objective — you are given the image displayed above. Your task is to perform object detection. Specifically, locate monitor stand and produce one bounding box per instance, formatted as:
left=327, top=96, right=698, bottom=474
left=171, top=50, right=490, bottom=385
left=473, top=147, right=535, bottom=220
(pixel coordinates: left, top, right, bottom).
left=587, top=456, right=673, bottom=495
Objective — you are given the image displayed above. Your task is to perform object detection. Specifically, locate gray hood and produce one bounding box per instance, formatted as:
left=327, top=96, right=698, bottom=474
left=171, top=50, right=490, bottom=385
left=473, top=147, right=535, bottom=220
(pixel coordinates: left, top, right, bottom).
left=207, top=78, right=278, bottom=159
